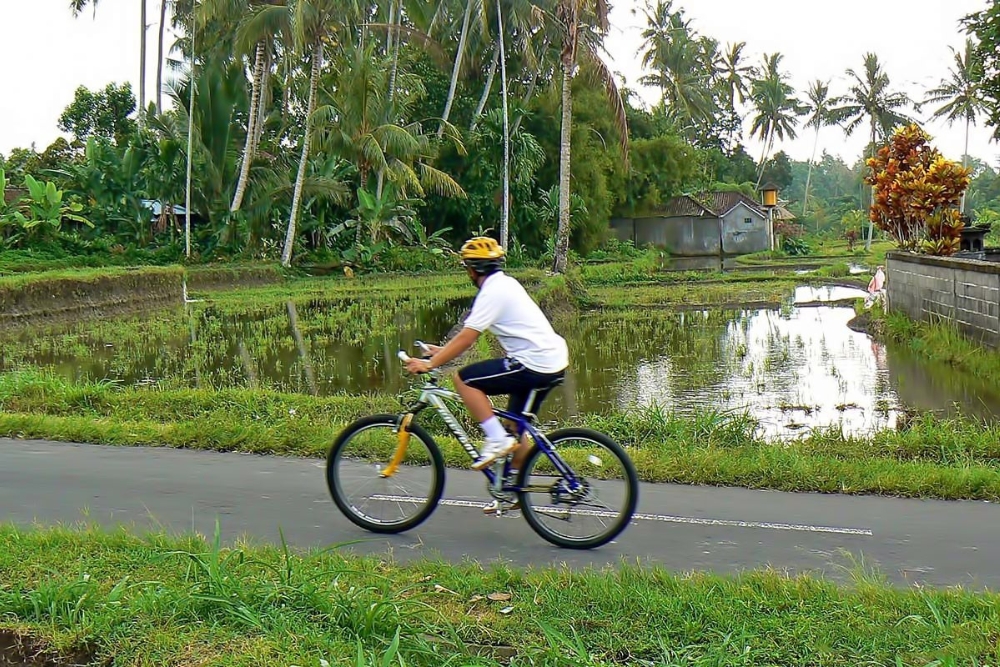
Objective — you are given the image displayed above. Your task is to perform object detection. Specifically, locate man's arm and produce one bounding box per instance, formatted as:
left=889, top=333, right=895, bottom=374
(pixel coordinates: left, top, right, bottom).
left=429, top=327, right=480, bottom=369
left=405, top=327, right=480, bottom=374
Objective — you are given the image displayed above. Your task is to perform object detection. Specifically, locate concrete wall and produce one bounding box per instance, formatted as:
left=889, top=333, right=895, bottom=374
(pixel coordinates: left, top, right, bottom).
left=887, top=251, right=1000, bottom=346
left=721, top=202, right=769, bottom=255
left=610, top=207, right=769, bottom=256
left=609, top=215, right=723, bottom=256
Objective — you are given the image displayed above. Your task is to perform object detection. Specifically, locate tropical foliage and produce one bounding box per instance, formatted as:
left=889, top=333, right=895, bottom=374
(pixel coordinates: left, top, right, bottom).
left=865, top=124, right=971, bottom=255
left=3, top=0, right=1000, bottom=269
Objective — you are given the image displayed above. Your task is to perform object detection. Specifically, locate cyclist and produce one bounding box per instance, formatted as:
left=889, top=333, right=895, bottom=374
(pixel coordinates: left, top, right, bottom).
left=404, top=236, right=568, bottom=475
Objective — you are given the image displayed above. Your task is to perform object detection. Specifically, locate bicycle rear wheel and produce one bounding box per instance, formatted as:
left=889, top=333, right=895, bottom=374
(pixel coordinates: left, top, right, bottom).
left=517, top=428, right=638, bottom=549
left=326, top=414, right=445, bottom=534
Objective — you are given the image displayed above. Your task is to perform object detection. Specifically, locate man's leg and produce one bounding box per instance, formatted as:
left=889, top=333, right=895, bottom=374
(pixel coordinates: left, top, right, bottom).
left=453, top=372, right=495, bottom=423
left=506, top=375, right=561, bottom=470
left=455, top=360, right=520, bottom=469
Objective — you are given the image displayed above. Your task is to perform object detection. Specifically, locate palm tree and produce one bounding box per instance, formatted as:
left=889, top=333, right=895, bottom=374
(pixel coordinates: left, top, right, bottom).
left=552, top=0, right=628, bottom=274
left=312, top=43, right=466, bottom=200
left=749, top=53, right=804, bottom=189
left=721, top=41, right=753, bottom=110
left=801, top=80, right=843, bottom=221
left=925, top=38, right=987, bottom=213
left=835, top=53, right=914, bottom=248
left=282, top=0, right=343, bottom=268
left=224, top=0, right=290, bottom=212
left=639, top=0, right=714, bottom=131
left=718, top=41, right=754, bottom=147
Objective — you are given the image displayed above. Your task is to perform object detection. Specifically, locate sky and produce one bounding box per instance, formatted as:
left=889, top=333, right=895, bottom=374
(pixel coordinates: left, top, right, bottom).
left=0, top=0, right=997, bottom=167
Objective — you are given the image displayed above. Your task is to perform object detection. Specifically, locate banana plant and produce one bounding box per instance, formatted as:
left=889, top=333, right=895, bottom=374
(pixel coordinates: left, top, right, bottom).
left=332, top=187, right=420, bottom=247
left=0, top=172, right=93, bottom=248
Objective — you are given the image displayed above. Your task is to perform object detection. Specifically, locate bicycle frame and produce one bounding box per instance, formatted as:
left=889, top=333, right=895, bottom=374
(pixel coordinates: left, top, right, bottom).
left=392, top=377, right=582, bottom=493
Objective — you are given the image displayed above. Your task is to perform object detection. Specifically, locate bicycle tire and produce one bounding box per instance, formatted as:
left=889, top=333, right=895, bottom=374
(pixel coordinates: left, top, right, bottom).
left=517, top=427, right=639, bottom=549
left=326, top=414, right=445, bottom=534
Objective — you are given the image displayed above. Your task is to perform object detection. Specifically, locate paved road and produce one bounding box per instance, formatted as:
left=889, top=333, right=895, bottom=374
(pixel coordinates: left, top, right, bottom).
left=2, top=438, right=999, bottom=589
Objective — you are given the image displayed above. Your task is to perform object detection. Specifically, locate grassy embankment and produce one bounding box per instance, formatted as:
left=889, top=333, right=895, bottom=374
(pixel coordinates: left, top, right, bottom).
left=1, top=526, right=999, bottom=666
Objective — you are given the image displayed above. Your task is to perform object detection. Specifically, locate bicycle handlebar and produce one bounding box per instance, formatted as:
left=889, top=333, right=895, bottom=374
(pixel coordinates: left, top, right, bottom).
left=398, top=340, right=436, bottom=374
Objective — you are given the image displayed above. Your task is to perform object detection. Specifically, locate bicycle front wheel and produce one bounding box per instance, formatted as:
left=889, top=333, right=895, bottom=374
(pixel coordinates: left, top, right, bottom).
left=517, top=428, right=639, bottom=549
left=326, top=414, right=445, bottom=534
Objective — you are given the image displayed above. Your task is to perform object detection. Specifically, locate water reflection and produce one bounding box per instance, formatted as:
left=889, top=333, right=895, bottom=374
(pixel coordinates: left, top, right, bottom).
left=4, top=291, right=1000, bottom=440
left=572, top=306, right=901, bottom=438
left=792, top=285, right=868, bottom=304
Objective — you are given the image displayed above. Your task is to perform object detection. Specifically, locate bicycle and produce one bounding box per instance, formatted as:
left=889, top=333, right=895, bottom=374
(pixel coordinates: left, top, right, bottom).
left=326, top=342, right=639, bottom=549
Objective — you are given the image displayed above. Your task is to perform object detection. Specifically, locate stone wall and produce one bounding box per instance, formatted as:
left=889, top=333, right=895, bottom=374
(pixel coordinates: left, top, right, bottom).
left=887, top=250, right=1000, bottom=346
left=610, top=214, right=771, bottom=256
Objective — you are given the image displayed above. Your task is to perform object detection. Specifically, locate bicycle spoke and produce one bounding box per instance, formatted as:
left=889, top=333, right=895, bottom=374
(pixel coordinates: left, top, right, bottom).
left=329, top=421, right=440, bottom=529
left=519, top=432, right=635, bottom=547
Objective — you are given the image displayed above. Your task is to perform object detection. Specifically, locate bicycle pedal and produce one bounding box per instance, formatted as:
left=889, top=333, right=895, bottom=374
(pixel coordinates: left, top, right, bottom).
left=483, top=499, right=519, bottom=517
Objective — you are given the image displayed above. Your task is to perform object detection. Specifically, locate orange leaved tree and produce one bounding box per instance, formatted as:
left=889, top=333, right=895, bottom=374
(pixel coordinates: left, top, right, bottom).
left=864, top=124, right=971, bottom=256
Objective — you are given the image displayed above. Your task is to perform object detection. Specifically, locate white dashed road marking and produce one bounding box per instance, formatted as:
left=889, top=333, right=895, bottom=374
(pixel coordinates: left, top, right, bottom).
left=368, top=494, right=874, bottom=536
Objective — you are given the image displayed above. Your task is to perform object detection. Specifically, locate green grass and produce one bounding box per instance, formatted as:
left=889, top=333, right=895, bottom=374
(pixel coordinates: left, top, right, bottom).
left=588, top=279, right=807, bottom=308
left=0, top=525, right=998, bottom=666
left=732, top=239, right=892, bottom=267
left=0, top=264, right=183, bottom=289
left=882, top=312, right=1000, bottom=384
left=4, top=371, right=1000, bottom=501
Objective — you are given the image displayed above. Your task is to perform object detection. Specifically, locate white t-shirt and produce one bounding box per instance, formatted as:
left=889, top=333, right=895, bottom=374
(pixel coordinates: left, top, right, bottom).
left=462, top=272, right=569, bottom=374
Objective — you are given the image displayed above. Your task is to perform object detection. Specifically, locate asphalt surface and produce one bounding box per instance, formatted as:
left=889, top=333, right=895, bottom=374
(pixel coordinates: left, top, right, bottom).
left=2, top=438, right=999, bottom=589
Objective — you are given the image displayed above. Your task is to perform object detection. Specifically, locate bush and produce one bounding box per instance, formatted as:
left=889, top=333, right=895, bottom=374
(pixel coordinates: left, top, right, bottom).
left=781, top=236, right=812, bottom=256
left=373, top=246, right=456, bottom=273
left=584, top=237, right=644, bottom=262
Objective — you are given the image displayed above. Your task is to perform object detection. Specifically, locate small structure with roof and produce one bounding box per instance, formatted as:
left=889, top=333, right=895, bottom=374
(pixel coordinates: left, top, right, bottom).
left=610, top=189, right=772, bottom=256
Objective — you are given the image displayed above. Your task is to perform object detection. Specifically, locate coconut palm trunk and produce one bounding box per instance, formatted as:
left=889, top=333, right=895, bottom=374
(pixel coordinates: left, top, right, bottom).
left=497, top=1, right=510, bottom=250
left=156, top=0, right=167, bottom=114
left=388, top=0, right=401, bottom=102
left=439, top=0, right=474, bottom=136
left=552, top=62, right=574, bottom=274
left=961, top=116, right=970, bottom=214
left=254, top=51, right=270, bottom=149
left=803, top=125, right=820, bottom=226
left=139, top=0, right=148, bottom=123
left=184, top=1, right=196, bottom=259
left=282, top=42, right=322, bottom=267
left=511, top=36, right=550, bottom=135
left=231, top=41, right=267, bottom=212
left=865, top=119, right=875, bottom=250
left=470, top=44, right=500, bottom=131
left=754, top=129, right=774, bottom=190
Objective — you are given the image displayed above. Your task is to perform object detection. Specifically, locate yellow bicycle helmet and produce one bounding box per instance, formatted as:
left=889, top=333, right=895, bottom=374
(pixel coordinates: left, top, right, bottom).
left=459, top=236, right=506, bottom=274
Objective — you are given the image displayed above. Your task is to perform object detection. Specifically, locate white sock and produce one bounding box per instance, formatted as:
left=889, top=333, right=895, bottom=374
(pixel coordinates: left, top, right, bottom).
left=480, top=416, right=508, bottom=442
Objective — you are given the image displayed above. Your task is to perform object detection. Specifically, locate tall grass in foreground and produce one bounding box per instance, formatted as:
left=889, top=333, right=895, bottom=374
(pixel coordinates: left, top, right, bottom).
left=0, top=525, right=998, bottom=666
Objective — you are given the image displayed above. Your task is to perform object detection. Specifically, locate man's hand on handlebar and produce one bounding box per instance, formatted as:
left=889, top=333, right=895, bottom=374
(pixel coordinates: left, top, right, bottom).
left=402, top=341, right=440, bottom=374
left=405, top=357, right=433, bottom=375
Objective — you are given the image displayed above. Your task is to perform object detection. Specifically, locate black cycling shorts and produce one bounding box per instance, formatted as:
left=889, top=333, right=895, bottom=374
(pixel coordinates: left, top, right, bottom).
left=458, top=357, right=564, bottom=417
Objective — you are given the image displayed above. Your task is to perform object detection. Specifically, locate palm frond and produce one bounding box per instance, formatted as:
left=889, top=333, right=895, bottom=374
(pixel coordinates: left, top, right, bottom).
left=418, top=163, right=466, bottom=198
left=235, top=4, right=290, bottom=57
left=363, top=23, right=450, bottom=65
left=581, top=46, right=629, bottom=165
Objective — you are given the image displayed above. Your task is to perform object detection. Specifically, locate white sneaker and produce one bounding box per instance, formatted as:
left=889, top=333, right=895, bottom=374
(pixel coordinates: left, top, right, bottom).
left=471, top=435, right=516, bottom=471
left=483, top=498, right=520, bottom=514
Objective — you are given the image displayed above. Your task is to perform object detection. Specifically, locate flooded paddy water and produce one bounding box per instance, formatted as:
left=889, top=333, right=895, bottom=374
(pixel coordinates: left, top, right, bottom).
left=3, top=280, right=999, bottom=440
